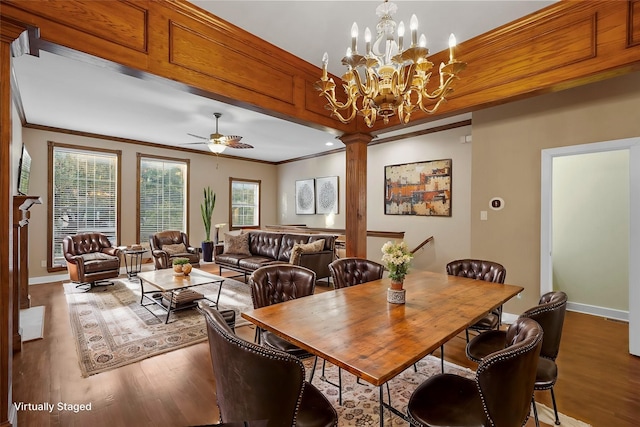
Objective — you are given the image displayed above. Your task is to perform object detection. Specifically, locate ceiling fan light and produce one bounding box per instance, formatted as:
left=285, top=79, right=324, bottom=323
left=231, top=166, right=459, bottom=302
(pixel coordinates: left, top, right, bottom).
left=207, top=142, right=226, bottom=154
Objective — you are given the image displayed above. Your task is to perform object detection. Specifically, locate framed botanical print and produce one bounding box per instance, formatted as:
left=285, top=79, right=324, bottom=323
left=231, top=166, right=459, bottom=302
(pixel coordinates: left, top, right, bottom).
left=295, top=179, right=315, bottom=214
left=384, top=159, right=452, bottom=216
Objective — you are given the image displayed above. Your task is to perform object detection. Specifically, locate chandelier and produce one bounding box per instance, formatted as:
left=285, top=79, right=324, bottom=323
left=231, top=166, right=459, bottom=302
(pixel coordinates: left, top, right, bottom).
left=315, top=0, right=466, bottom=127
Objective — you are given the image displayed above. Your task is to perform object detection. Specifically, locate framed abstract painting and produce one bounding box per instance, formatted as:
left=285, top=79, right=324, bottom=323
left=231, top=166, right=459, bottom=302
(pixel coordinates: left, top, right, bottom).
left=295, top=179, right=315, bottom=214
left=384, top=159, right=452, bottom=216
left=315, top=176, right=338, bottom=214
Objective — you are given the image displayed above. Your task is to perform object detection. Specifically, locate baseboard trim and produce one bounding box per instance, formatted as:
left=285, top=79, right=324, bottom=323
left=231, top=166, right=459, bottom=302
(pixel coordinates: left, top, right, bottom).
left=29, top=266, right=146, bottom=286
left=567, top=301, right=629, bottom=322
left=502, top=303, right=629, bottom=324
left=29, top=273, right=69, bottom=285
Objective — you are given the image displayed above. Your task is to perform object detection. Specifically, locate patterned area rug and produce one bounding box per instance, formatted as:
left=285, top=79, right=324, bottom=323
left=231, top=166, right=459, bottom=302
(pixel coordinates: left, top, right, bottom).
left=64, top=276, right=253, bottom=377
left=305, top=355, right=592, bottom=427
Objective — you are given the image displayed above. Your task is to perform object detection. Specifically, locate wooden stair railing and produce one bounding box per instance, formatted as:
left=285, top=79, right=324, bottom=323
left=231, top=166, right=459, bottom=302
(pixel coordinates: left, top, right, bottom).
left=410, top=236, right=434, bottom=255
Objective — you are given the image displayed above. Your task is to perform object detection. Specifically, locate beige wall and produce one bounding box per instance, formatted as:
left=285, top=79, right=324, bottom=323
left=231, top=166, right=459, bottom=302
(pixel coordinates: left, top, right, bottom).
left=472, top=72, right=640, bottom=314
left=22, top=127, right=278, bottom=280
left=277, top=126, right=473, bottom=273
left=552, top=151, right=629, bottom=311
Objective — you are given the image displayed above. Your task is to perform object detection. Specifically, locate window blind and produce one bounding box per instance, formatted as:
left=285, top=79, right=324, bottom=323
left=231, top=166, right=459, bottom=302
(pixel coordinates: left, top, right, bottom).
left=52, top=147, right=118, bottom=267
left=139, top=157, right=188, bottom=244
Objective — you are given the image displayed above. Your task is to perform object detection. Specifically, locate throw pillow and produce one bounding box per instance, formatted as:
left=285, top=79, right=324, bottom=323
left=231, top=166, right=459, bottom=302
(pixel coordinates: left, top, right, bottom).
left=289, top=239, right=325, bottom=265
left=163, top=243, right=187, bottom=255
left=224, top=233, right=251, bottom=255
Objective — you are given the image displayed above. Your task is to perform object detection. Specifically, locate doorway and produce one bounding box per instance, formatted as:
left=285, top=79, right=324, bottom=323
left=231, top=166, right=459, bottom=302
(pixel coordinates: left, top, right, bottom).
left=540, top=138, right=640, bottom=356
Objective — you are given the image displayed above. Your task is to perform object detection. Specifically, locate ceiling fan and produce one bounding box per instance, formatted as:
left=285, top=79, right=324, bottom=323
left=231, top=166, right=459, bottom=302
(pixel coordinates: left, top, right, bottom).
left=185, top=112, right=254, bottom=154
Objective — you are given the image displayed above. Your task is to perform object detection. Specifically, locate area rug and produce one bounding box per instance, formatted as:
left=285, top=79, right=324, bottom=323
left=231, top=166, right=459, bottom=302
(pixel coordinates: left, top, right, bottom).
left=306, top=355, right=592, bottom=427
left=64, top=276, right=253, bottom=377
left=19, top=306, right=45, bottom=342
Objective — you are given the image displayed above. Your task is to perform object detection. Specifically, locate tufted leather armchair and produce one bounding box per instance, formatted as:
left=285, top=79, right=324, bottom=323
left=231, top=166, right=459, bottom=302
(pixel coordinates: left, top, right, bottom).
left=446, top=259, right=507, bottom=341
left=149, top=230, right=200, bottom=269
left=466, top=291, right=568, bottom=425
left=199, top=303, right=338, bottom=427
left=329, top=257, right=384, bottom=289
left=408, top=317, right=543, bottom=427
left=63, top=233, right=121, bottom=290
left=249, top=265, right=316, bottom=358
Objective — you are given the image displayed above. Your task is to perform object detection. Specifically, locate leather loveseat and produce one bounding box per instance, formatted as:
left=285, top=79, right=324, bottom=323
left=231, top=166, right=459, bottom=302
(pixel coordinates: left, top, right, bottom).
left=216, top=231, right=336, bottom=282
left=63, top=232, right=121, bottom=289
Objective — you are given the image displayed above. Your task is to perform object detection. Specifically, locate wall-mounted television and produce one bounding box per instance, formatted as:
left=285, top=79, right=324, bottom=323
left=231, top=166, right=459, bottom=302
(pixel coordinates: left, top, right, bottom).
left=17, top=144, right=32, bottom=195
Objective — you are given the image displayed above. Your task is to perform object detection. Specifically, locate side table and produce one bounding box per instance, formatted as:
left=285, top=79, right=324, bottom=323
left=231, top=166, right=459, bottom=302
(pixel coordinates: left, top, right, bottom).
left=122, top=248, right=148, bottom=279
left=213, top=242, right=224, bottom=261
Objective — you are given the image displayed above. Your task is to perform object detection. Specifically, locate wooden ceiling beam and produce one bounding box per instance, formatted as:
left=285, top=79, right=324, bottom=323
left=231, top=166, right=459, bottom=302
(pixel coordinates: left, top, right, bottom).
left=2, top=1, right=640, bottom=135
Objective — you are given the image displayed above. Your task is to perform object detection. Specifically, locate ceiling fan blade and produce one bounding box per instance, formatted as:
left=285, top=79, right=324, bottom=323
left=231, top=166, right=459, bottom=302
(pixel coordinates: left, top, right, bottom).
left=187, top=133, right=208, bottom=140
left=227, top=141, right=254, bottom=149
left=181, top=142, right=208, bottom=145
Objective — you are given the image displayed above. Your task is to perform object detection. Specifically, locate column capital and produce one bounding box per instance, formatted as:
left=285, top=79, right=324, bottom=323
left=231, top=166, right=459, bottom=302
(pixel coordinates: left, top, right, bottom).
left=339, top=132, right=374, bottom=146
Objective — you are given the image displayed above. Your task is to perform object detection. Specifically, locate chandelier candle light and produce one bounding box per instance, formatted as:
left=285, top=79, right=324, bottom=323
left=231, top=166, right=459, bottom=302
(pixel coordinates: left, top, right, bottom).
left=316, top=0, right=466, bottom=127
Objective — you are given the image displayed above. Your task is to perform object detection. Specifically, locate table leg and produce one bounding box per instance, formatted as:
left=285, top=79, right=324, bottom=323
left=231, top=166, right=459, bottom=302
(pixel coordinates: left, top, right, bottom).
left=214, top=279, right=224, bottom=307
left=164, top=291, right=174, bottom=324
left=379, top=385, right=384, bottom=427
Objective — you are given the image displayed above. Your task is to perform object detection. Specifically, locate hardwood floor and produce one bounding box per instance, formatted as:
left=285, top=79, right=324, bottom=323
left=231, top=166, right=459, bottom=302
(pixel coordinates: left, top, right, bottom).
left=12, top=270, right=640, bottom=426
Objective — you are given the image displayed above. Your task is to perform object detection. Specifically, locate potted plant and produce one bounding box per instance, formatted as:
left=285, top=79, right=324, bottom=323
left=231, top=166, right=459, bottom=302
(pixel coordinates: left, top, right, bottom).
left=200, top=186, right=216, bottom=262
left=381, top=240, right=413, bottom=290
left=172, top=257, right=192, bottom=276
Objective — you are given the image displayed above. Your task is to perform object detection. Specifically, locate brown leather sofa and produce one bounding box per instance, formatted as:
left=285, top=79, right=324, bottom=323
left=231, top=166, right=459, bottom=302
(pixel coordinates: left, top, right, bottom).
left=216, top=231, right=335, bottom=282
left=63, top=233, right=121, bottom=289
left=149, top=230, right=201, bottom=269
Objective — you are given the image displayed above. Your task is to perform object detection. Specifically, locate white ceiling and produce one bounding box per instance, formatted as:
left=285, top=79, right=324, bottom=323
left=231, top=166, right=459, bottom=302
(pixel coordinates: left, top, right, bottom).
left=13, top=1, right=555, bottom=163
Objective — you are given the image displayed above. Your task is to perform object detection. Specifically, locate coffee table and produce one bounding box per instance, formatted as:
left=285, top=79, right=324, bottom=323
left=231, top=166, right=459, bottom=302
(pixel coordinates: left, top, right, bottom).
left=137, top=268, right=225, bottom=323
left=242, top=270, right=523, bottom=425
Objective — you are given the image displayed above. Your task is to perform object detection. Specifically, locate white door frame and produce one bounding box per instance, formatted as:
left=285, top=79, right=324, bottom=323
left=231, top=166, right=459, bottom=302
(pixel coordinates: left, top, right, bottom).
left=540, top=137, right=640, bottom=356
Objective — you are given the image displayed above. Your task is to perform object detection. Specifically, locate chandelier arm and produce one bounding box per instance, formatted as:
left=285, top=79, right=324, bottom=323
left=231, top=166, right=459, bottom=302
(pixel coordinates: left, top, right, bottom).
left=417, top=96, right=448, bottom=115
left=331, top=103, right=359, bottom=124
left=317, top=80, right=357, bottom=112
left=351, top=68, right=375, bottom=98
left=419, top=74, right=459, bottom=101
left=397, top=63, right=418, bottom=96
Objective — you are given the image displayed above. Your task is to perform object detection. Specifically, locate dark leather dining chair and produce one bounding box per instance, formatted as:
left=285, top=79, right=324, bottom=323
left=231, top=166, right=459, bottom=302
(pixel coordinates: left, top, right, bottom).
left=466, top=291, right=568, bottom=426
left=199, top=303, right=338, bottom=427
left=326, top=257, right=385, bottom=403
left=446, top=258, right=506, bottom=341
left=249, top=264, right=316, bottom=359
left=407, top=317, right=543, bottom=427
left=329, top=257, right=384, bottom=289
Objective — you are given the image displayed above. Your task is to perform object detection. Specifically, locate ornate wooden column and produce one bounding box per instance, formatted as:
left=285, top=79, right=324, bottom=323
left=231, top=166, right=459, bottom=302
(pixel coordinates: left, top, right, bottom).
left=0, top=15, right=29, bottom=427
left=339, top=133, right=373, bottom=258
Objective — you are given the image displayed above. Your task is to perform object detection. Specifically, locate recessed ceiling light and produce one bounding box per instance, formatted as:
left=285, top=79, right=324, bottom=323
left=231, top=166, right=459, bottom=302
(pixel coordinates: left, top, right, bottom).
left=325, top=142, right=334, bottom=146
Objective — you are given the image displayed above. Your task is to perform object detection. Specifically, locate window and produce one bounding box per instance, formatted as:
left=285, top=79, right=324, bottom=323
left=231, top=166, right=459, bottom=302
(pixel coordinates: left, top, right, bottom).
left=137, top=154, right=189, bottom=244
left=229, top=178, right=261, bottom=229
left=48, top=142, right=121, bottom=270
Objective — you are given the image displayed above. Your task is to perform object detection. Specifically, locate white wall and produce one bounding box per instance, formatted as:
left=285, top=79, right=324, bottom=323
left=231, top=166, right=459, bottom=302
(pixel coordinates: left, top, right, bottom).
left=277, top=126, right=473, bottom=273
left=552, top=151, right=629, bottom=311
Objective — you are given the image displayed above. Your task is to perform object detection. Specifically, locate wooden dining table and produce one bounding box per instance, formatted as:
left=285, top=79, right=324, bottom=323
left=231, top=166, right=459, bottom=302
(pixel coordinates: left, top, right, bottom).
left=241, top=270, right=523, bottom=425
